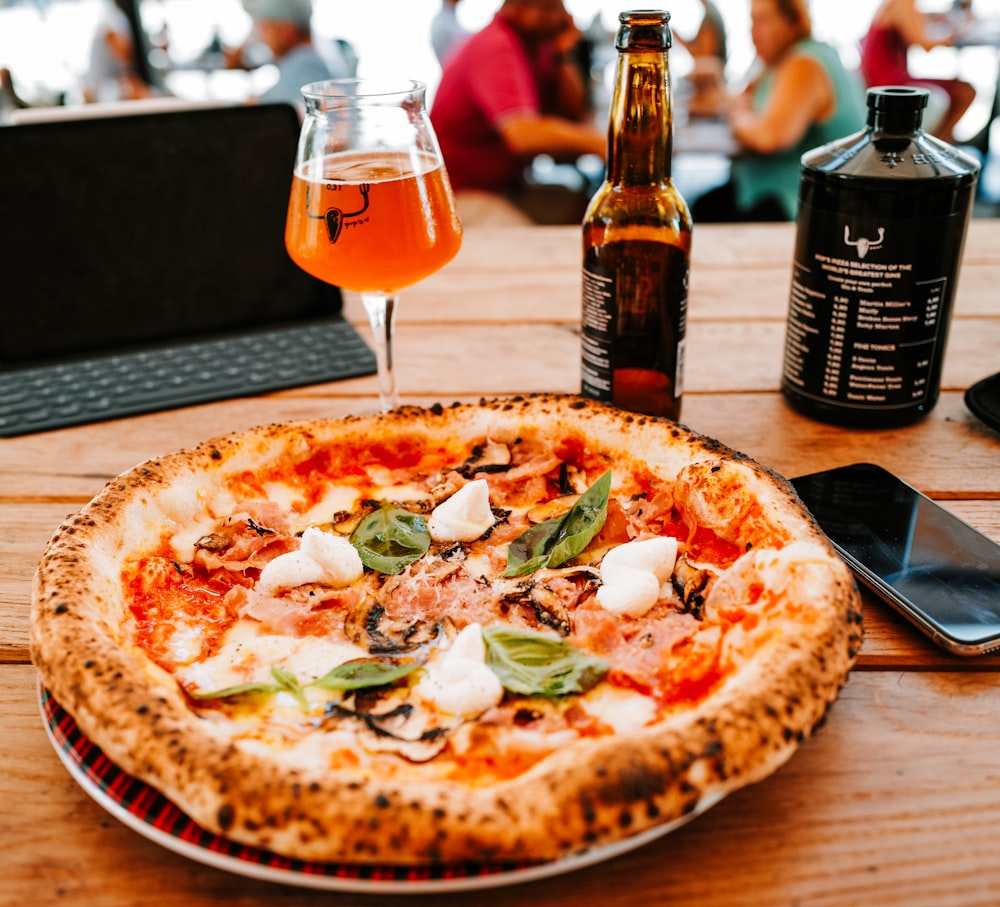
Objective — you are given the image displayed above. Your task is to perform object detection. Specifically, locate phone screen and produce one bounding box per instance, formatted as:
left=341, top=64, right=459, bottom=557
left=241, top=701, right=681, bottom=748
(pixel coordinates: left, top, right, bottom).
left=791, top=463, right=1000, bottom=654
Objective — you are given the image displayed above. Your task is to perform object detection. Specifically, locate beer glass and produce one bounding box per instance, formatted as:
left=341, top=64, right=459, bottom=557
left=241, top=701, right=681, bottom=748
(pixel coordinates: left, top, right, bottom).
left=285, top=79, right=462, bottom=411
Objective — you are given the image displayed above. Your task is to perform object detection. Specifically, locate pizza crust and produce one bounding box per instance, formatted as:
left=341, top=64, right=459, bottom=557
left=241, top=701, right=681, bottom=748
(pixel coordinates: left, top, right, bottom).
left=31, top=394, right=862, bottom=864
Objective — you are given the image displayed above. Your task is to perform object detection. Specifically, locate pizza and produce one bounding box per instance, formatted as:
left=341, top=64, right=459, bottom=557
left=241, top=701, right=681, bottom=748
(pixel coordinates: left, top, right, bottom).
left=31, top=394, right=862, bottom=866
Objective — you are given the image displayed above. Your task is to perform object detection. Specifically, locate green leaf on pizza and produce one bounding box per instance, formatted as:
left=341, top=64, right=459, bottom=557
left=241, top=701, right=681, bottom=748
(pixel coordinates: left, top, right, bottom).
left=187, top=679, right=281, bottom=700
left=188, top=658, right=420, bottom=704
left=482, top=625, right=609, bottom=697
left=187, top=665, right=300, bottom=702
left=504, top=469, right=612, bottom=577
left=349, top=502, right=430, bottom=575
left=311, top=659, right=420, bottom=691
left=271, top=665, right=309, bottom=710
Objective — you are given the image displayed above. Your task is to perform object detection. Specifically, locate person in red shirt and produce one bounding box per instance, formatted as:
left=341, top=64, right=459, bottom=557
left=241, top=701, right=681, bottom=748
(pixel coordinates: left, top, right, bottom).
left=431, top=0, right=606, bottom=224
left=859, top=0, right=975, bottom=143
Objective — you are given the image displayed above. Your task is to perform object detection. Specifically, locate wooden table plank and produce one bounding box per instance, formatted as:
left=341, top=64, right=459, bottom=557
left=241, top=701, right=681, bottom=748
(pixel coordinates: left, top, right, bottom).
left=392, top=222, right=1000, bottom=323
left=5, top=665, right=1000, bottom=907
left=2, top=393, right=997, bottom=511
left=681, top=391, right=1000, bottom=497
left=4, top=221, right=1000, bottom=905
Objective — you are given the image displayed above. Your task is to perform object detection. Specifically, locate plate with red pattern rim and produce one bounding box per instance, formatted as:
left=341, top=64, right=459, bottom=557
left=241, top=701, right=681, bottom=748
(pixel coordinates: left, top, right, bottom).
left=39, top=685, right=715, bottom=893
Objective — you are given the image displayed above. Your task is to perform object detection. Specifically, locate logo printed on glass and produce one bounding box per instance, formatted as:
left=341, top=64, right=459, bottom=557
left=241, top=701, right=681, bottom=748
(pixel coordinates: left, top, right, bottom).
left=307, top=182, right=371, bottom=243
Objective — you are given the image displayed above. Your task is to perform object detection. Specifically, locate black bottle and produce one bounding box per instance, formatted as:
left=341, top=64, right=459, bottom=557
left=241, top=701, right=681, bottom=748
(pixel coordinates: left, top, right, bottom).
left=780, top=86, right=979, bottom=428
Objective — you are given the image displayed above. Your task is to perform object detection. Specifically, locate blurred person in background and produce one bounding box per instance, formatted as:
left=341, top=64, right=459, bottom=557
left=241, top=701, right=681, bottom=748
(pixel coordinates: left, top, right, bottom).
left=82, top=0, right=155, bottom=102
left=431, top=0, right=606, bottom=225
left=859, top=0, right=975, bottom=143
left=693, top=0, right=866, bottom=222
left=228, top=0, right=350, bottom=107
left=431, top=0, right=470, bottom=66
left=675, top=0, right=729, bottom=118
left=1, top=67, right=29, bottom=119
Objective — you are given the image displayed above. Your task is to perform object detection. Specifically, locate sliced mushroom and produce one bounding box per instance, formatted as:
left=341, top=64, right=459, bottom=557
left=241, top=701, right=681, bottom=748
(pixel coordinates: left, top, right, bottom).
left=429, top=475, right=464, bottom=504
left=322, top=698, right=453, bottom=762
left=357, top=725, right=449, bottom=762
left=194, top=532, right=230, bottom=552
left=493, top=567, right=599, bottom=636
left=329, top=499, right=380, bottom=536
left=525, top=581, right=572, bottom=636
left=672, top=554, right=713, bottom=620
left=343, top=596, right=440, bottom=654
left=455, top=438, right=512, bottom=478
left=469, top=438, right=512, bottom=467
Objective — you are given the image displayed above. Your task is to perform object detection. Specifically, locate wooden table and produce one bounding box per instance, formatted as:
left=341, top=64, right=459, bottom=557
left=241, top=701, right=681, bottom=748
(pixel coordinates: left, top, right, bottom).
left=4, top=222, right=1000, bottom=906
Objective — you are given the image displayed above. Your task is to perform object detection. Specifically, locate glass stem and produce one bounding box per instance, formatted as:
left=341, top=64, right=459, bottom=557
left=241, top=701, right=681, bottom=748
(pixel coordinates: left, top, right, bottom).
left=361, top=292, right=399, bottom=411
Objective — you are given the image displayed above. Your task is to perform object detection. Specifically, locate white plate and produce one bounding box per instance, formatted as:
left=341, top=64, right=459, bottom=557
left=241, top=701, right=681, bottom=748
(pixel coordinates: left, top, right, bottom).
left=40, top=685, right=721, bottom=893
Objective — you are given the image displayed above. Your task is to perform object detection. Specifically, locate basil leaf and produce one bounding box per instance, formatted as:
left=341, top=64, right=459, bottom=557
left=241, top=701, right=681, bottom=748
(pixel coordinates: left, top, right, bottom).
left=187, top=680, right=281, bottom=700
left=349, top=503, right=430, bottom=575
left=186, top=665, right=301, bottom=703
left=271, top=665, right=309, bottom=710
left=311, top=659, right=419, bottom=692
left=482, top=625, right=609, bottom=697
left=502, top=515, right=565, bottom=577
left=504, top=469, right=612, bottom=577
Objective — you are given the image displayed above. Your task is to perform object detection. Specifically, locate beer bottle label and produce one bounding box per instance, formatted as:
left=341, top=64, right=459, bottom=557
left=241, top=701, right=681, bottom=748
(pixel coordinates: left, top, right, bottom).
left=783, top=201, right=963, bottom=413
left=581, top=241, right=688, bottom=417
left=581, top=262, right=615, bottom=400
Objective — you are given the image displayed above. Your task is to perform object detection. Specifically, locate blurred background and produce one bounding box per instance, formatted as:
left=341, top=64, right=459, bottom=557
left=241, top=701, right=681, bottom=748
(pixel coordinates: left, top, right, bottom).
left=2, top=0, right=998, bottom=215
left=1, top=0, right=997, bottom=145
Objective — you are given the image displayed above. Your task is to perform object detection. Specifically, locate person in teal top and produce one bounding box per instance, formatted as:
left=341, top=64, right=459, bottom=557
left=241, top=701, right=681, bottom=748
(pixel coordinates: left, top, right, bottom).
left=693, top=0, right=866, bottom=221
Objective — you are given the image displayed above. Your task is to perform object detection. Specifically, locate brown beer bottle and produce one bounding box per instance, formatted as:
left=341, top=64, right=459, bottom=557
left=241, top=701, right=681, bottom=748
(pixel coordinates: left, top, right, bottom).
left=581, top=10, right=692, bottom=420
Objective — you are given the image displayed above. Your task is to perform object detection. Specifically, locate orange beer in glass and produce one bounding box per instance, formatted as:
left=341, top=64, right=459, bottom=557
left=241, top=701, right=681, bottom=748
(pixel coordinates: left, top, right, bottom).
left=284, top=80, right=462, bottom=410
left=286, top=150, right=461, bottom=293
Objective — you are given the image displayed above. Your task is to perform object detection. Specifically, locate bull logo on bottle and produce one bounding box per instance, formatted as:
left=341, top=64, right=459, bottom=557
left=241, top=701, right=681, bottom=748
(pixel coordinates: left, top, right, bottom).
left=307, top=183, right=370, bottom=243
left=843, top=225, right=885, bottom=260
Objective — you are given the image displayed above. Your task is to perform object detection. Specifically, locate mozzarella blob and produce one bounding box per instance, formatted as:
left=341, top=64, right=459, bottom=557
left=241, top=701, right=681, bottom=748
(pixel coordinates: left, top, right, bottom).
left=596, top=566, right=661, bottom=617
left=427, top=479, right=496, bottom=543
left=257, top=528, right=363, bottom=595
left=597, top=537, right=679, bottom=617
left=415, top=623, right=504, bottom=717
left=600, top=536, right=678, bottom=584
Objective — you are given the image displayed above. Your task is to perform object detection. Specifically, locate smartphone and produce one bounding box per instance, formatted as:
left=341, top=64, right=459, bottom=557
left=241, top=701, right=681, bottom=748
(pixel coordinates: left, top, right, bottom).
left=791, top=462, right=1000, bottom=656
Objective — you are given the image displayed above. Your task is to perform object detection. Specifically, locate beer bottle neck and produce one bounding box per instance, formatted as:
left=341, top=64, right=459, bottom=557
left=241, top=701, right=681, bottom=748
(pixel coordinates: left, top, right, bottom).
left=606, top=50, right=674, bottom=186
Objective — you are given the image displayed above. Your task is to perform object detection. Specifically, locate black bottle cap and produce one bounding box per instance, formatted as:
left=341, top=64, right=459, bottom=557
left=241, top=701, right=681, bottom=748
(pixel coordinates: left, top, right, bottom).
left=866, top=86, right=929, bottom=134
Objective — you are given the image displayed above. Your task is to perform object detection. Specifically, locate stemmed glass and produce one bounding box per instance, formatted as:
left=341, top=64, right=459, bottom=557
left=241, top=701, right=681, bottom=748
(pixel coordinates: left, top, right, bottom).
left=285, top=79, right=462, bottom=411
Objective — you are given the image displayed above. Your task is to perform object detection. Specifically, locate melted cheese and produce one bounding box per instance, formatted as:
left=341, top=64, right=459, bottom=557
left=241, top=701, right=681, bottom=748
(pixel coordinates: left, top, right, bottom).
left=294, top=484, right=362, bottom=530
left=260, top=481, right=305, bottom=514
left=259, top=483, right=364, bottom=531
left=370, top=483, right=433, bottom=503
left=462, top=552, right=494, bottom=580
left=176, top=620, right=368, bottom=692
left=582, top=684, right=657, bottom=733
left=164, top=619, right=207, bottom=665
left=167, top=514, right=221, bottom=562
